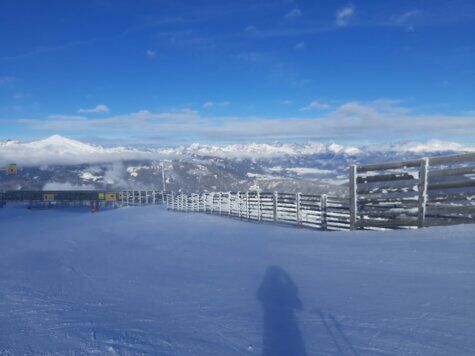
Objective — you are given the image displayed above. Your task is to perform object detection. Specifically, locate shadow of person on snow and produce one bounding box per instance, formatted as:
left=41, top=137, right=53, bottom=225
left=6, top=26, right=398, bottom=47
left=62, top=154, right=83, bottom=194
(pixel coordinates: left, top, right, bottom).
left=257, top=266, right=307, bottom=356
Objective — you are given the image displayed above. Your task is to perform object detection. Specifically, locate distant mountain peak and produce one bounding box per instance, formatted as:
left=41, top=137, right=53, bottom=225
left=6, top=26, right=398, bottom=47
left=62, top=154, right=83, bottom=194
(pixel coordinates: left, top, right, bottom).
left=0, top=135, right=474, bottom=167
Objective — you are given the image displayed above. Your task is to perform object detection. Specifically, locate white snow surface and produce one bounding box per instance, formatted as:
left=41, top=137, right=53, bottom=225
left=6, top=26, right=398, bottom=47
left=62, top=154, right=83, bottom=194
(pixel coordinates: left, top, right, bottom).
left=0, top=205, right=474, bottom=355
left=2, top=135, right=475, bottom=166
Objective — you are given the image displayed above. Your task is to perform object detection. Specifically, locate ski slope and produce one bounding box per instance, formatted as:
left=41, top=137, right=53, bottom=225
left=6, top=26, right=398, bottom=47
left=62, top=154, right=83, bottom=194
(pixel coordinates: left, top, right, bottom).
left=0, top=205, right=474, bottom=355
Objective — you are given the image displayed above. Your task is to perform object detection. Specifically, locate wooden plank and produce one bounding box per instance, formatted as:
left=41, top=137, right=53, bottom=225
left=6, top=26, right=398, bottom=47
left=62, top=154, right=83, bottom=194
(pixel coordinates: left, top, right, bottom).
left=425, top=217, right=475, bottom=227
left=357, top=191, right=418, bottom=200
left=426, top=205, right=475, bottom=214
left=358, top=219, right=418, bottom=228
left=357, top=178, right=419, bottom=191
left=357, top=185, right=418, bottom=195
left=357, top=172, right=416, bottom=184
left=357, top=159, right=422, bottom=172
left=428, top=179, right=475, bottom=191
left=428, top=192, right=475, bottom=203
left=358, top=197, right=419, bottom=205
left=428, top=165, right=475, bottom=178
left=360, top=210, right=418, bottom=219
left=429, top=152, right=475, bottom=165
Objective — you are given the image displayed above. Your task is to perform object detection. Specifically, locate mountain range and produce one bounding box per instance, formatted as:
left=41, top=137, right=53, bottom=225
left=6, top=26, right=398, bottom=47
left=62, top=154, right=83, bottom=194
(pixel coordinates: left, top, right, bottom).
left=1, top=135, right=473, bottom=194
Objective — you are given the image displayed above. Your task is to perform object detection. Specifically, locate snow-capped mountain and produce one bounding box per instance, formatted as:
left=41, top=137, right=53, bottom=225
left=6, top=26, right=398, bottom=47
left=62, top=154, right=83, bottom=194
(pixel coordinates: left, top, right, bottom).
left=1, top=135, right=473, bottom=193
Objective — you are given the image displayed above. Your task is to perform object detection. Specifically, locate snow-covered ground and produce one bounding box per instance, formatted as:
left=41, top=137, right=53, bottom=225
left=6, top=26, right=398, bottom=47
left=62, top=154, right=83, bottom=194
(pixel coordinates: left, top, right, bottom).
left=0, top=205, right=474, bottom=355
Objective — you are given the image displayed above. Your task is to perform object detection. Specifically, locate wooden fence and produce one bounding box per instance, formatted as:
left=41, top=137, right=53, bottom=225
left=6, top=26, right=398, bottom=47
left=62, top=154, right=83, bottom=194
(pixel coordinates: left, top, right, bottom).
left=350, top=152, right=475, bottom=229
left=2, top=152, right=474, bottom=231
left=166, top=191, right=350, bottom=231
left=120, top=190, right=169, bottom=206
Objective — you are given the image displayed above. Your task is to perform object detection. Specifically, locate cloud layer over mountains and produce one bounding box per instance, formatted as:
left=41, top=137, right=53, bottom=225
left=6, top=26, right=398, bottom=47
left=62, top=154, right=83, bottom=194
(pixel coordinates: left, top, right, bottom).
left=1, top=135, right=474, bottom=167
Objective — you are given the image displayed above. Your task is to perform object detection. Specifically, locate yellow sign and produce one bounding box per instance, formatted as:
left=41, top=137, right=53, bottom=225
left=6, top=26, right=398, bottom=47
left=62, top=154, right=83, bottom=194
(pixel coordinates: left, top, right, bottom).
left=7, top=164, right=17, bottom=175
left=43, top=194, right=55, bottom=201
left=98, top=193, right=105, bottom=200
left=105, top=193, right=116, bottom=201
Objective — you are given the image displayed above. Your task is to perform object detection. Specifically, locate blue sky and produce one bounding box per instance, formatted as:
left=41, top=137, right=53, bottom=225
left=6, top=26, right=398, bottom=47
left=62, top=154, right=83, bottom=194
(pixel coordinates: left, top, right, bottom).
left=0, top=0, right=474, bottom=146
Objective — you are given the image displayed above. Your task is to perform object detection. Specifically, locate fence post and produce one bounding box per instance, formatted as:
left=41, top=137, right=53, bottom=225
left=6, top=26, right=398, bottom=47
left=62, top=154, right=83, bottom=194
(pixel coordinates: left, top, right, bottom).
left=218, top=192, right=222, bottom=215
left=418, top=157, right=429, bottom=228
left=274, top=192, right=278, bottom=222
left=246, top=192, right=250, bottom=220
left=237, top=192, right=242, bottom=218
left=257, top=191, right=262, bottom=221
left=349, top=165, right=358, bottom=230
left=296, top=192, right=301, bottom=225
left=320, top=194, right=327, bottom=231
left=228, top=192, right=232, bottom=215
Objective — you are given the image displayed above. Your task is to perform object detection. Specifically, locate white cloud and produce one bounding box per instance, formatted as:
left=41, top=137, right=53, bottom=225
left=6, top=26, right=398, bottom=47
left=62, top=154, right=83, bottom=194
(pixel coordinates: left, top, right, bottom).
left=13, top=92, right=31, bottom=100
left=285, top=8, right=302, bottom=20
left=78, top=104, right=110, bottom=114
left=336, top=5, right=355, bottom=26
left=15, top=100, right=475, bottom=144
left=146, top=49, right=157, bottom=58
left=49, top=114, right=87, bottom=120
left=278, top=99, right=293, bottom=105
left=245, top=25, right=257, bottom=32
left=294, top=42, right=306, bottom=50
left=203, top=101, right=230, bottom=109
left=396, top=10, right=420, bottom=24
left=0, top=76, right=16, bottom=86
left=300, top=100, right=329, bottom=111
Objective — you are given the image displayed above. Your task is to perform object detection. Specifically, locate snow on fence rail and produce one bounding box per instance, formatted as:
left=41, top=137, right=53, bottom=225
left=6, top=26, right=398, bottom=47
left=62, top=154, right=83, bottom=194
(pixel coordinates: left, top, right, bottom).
left=119, top=190, right=169, bottom=206
left=166, top=191, right=351, bottom=231
left=350, top=152, right=475, bottom=229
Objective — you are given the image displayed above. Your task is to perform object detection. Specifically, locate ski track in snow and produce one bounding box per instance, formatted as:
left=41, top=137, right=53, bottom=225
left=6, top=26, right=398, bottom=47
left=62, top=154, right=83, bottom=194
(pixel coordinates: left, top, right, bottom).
left=0, top=204, right=474, bottom=355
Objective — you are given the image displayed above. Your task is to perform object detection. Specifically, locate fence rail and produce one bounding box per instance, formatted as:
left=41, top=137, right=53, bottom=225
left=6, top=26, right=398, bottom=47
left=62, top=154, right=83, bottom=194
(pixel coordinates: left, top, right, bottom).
left=166, top=191, right=350, bottom=231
